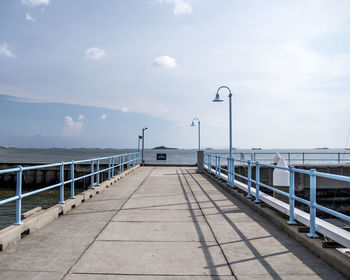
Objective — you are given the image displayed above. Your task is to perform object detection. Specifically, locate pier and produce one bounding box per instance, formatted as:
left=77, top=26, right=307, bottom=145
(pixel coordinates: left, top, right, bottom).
left=0, top=164, right=348, bottom=279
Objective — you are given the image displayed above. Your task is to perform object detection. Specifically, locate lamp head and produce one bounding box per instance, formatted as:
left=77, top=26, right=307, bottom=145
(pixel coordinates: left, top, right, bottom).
left=212, top=93, right=223, bottom=102
left=191, top=121, right=195, bottom=126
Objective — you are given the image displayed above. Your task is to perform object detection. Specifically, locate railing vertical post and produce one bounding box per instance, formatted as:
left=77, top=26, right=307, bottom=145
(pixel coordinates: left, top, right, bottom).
left=307, top=169, right=319, bottom=238
left=302, top=153, right=305, bottom=165
left=218, top=156, right=221, bottom=179
left=254, top=162, right=260, bottom=203
left=227, top=157, right=231, bottom=185
left=338, top=153, right=340, bottom=165
left=70, top=160, right=75, bottom=198
left=122, top=154, right=125, bottom=173
left=15, top=165, right=23, bottom=225
left=133, top=154, right=135, bottom=167
left=288, top=166, right=296, bottom=224
left=288, top=152, right=291, bottom=164
left=60, top=162, right=65, bottom=204
left=108, top=157, right=111, bottom=179
left=232, top=157, right=235, bottom=187
left=90, top=159, right=94, bottom=189
left=127, top=154, right=130, bottom=170
left=215, top=156, right=218, bottom=177
left=207, top=155, right=210, bottom=173
left=119, top=155, right=122, bottom=174
left=112, top=157, right=115, bottom=177
left=247, top=160, right=252, bottom=198
left=96, top=158, right=100, bottom=185
left=208, top=155, right=211, bottom=173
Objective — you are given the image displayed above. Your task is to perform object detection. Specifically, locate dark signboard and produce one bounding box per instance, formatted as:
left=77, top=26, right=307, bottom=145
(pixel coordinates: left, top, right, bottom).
left=156, top=153, right=167, bottom=161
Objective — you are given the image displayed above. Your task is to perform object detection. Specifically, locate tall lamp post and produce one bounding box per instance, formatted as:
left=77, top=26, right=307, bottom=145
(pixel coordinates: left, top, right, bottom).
left=212, top=86, right=233, bottom=185
left=191, top=118, right=201, bottom=151
left=212, top=86, right=233, bottom=158
left=141, top=127, right=148, bottom=165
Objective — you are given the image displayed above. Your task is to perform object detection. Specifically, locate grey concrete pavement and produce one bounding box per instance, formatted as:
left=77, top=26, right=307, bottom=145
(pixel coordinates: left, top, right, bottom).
left=0, top=167, right=346, bottom=280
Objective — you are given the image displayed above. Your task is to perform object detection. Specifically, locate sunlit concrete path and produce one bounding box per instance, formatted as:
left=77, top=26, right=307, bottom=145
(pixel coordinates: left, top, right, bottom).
left=0, top=167, right=345, bottom=280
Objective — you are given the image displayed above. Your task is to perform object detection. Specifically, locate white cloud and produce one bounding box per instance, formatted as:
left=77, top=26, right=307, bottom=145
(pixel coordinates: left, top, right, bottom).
left=85, top=47, right=106, bottom=60
left=21, top=0, right=50, bottom=7
left=63, top=115, right=84, bottom=136
left=100, top=113, right=107, bottom=120
left=26, top=12, right=36, bottom=21
left=152, top=55, right=177, bottom=69
left=121, top=107, right=128, bottom=113
left=0, top=43, right=15, bottom=58
left=157, top=0, right=192, bottom=15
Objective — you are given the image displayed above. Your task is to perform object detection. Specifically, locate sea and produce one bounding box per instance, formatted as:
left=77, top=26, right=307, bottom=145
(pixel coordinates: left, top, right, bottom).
left=0, top=147, right=349, bottom=164
left=0, top=147, right=349, bottom=230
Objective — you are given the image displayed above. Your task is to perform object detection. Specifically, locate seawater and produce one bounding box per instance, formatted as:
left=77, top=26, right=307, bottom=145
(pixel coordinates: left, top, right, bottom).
left=0, top=147, right=349, bottom=164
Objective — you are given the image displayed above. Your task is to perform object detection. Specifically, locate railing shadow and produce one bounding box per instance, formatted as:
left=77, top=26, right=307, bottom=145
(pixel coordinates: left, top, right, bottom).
left=184, top=168, right=341, bottom=280
left=176, top=169, right=234, bottom=278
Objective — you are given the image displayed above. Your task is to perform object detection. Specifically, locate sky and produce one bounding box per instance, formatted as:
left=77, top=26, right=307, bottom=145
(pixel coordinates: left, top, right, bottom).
left=0, top=0, right=349, bottom=149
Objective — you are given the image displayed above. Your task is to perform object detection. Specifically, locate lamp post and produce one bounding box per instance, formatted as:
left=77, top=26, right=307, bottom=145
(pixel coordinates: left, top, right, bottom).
left=212, top=86, right=233, bottom=158
left=191, top=118, right=201, bottom=151
left=141, top=127, right=148, bottom=165
left=212, top=86, right=233, bottom=186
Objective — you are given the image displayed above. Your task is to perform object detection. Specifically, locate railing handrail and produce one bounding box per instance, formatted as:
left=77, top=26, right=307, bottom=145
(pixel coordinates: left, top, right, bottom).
left=0, top=152, right=141, bottom=226
left=205, top=151, right=350, bottom=165
left=205, top=151, right=350, bottom=155
left=204, top=153, right=350, bottom=248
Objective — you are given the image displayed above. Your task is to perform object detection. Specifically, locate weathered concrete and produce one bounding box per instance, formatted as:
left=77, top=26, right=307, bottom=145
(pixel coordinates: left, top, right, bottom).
left=0, top=167, right=346, bottom=280
left=21, top=206, right=42, bottom=219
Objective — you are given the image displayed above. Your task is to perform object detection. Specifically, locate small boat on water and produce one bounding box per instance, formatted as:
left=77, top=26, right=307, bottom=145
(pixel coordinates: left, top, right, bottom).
left=252, top=148, right=262, bottom=150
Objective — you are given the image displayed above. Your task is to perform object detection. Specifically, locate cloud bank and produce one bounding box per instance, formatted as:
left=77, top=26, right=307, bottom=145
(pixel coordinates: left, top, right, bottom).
left=63, top=115, right=84, bottom=136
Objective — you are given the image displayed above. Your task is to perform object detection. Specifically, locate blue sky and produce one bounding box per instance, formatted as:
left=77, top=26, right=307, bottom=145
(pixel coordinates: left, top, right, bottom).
left=0, top=0, right=349, bottom=149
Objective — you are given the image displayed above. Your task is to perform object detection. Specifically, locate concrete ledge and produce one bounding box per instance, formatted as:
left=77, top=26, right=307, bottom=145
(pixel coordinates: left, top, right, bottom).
left=203, top=172, right=350, bottom=279
left=21, top=207, right=42, bottom=220
left=0, top=165, right=140, bottom=252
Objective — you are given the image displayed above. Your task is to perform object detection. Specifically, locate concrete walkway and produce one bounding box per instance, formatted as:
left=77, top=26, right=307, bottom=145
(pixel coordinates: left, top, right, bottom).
left=0, top=167, right=345, bottom=280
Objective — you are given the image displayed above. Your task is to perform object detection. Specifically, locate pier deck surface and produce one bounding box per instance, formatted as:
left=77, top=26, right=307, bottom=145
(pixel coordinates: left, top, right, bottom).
left=0, top=167, right=345, bottom=280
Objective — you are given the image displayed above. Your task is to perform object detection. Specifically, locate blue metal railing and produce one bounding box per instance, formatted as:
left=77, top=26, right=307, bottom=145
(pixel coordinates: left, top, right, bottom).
left=210, top=152, right=350, bottom=165
left=0, top=152, right=141, bottom=226
left=205, top=153, right=350, bottom=246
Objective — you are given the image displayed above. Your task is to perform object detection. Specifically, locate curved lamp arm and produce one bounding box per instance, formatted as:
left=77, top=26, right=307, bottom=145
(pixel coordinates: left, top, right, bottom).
left=191, top=118, right=200, bottom=126
left=217, top=85, right=232, bottom=98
